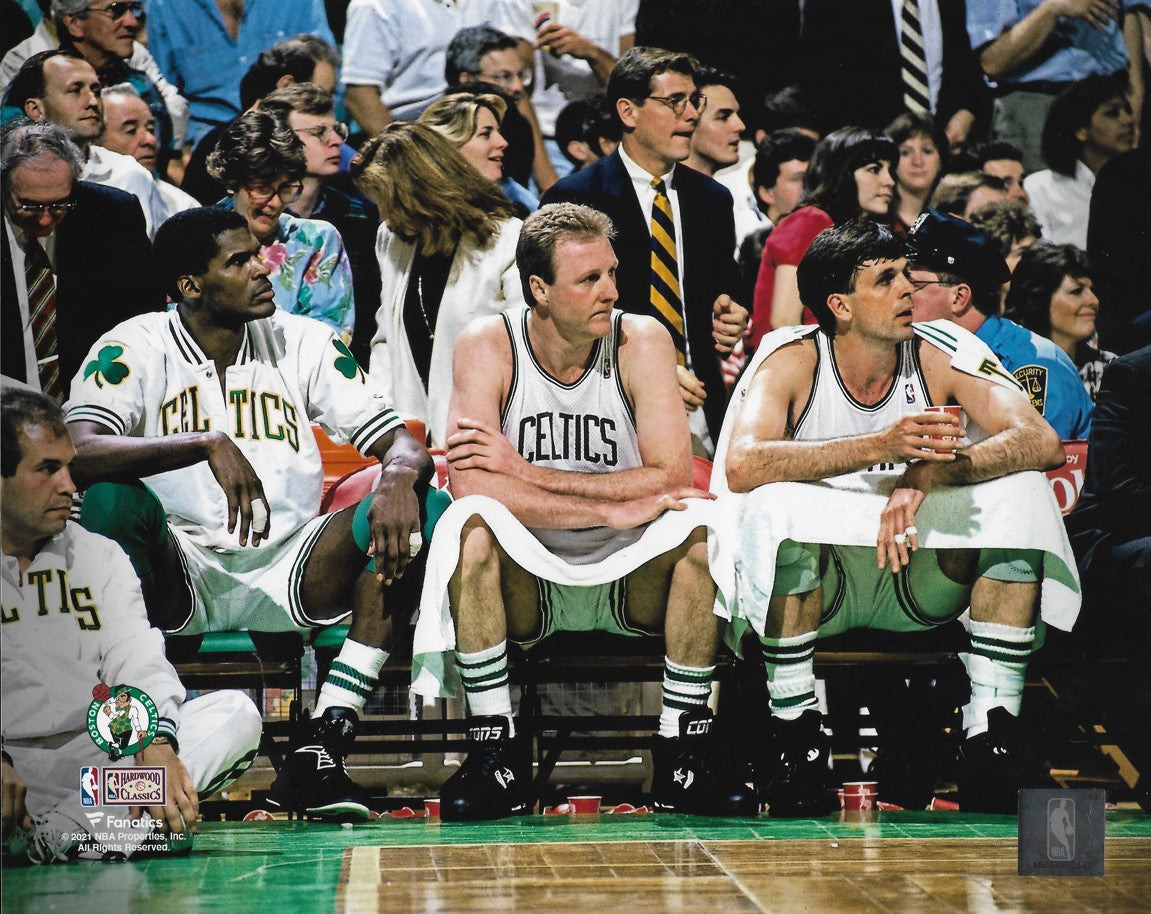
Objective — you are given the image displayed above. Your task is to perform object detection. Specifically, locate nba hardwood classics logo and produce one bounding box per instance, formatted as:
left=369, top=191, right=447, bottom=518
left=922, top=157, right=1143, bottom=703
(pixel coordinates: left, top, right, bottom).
left=87, top=684, right=158, bottom=760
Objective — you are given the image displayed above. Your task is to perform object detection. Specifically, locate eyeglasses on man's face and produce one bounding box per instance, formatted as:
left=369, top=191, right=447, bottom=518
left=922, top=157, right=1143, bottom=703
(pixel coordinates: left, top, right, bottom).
left=907, top=277, right=958, bottom=292
left=242, top=181, right=304, bottom=206
left=645, top=91, right=706, bottom=117
left=293, top=122, right=349, bottom=144
left=475, top=68, right=532, bottom=88
left=9, top=196, right=77, bottom=216
left=85, top=1, right=144, bottom=20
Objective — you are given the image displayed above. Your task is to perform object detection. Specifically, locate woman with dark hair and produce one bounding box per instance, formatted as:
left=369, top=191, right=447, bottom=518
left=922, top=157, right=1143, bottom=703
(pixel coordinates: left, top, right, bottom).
left=353, top=123, right=521, bottom=446
left=1023, top=74, right=1135, bottom=248
left=885, top=112, right=948, bottom=235
left=206, top=110, right=355, bottom=340
left=750, top=127, right=896, bottom=346
left=1007, top=242, right=1116, bottom=401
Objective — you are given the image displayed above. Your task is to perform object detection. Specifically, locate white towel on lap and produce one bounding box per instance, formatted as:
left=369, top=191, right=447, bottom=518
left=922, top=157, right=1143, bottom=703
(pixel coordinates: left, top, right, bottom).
left=726, top=471, right=1081, bottom=637
left=411, top=494, right=729, bottom=698
left=708, top=322, right=1081, bottom=636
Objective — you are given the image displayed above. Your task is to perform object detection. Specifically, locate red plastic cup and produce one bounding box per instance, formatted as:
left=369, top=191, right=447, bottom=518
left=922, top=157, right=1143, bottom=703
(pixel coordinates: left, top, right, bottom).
left=924, top=404, right=964, bottom=442
left=424, top=798, right=440, bottom=818
left=842, top=781, right=878, bottom=811
left=567, top=795, right=601, bottom=814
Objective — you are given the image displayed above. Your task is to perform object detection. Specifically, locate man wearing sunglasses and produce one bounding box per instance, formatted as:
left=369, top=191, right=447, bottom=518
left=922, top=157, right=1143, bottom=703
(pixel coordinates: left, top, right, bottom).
left=1, top=121, right=161, bottom=397
left=542, top=47, right=747, bottom=458
left=0, top=0, right=188, bottom=176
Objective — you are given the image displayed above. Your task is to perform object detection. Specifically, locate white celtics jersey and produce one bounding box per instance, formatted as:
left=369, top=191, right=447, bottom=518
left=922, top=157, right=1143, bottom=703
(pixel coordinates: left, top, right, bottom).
left=66, top=310, right=402, bottom=553
left=500, top=305, right=643, bottom=564
left=793, top=329, right=932, bottom=476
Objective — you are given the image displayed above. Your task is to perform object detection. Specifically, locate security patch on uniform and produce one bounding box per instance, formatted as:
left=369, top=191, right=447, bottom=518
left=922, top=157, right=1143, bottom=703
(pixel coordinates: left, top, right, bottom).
left=1013, top=364, right=1048, bottom=414
left=87, top=683, right=158, bottom=760
left=1018, top=788, right=1105, bottom=876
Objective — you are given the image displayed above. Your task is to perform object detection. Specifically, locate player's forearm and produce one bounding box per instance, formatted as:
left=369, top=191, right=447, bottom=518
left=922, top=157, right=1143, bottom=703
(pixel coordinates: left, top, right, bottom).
left=68, top=427, right=223, bottom=488
left=979, top=2, right=1062, bottom=79
left=523, top=462, right=690, bottom=502
left=451, top=469, right=617, bottom=528
left=368, top=428, right=434, bottom=487
left=726, top=433, right=885, bottom=492
left=928, top=420, right=1064, bottom=486
left=584, top=45, right=617, bottom=85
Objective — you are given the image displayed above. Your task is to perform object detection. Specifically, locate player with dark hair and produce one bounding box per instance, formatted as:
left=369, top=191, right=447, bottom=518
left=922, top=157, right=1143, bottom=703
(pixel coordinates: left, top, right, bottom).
left=716, top=218, right=1078, bottom=815
left=63, top=206, right=436, bottom=822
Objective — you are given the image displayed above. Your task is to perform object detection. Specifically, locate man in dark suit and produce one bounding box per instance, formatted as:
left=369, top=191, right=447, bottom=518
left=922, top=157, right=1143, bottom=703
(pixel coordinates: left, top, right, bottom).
left=541, top=47, right=746, bottom=450
left=2, top=121, right=161, bottom=398
left=799, top=0, right=988, bottom=147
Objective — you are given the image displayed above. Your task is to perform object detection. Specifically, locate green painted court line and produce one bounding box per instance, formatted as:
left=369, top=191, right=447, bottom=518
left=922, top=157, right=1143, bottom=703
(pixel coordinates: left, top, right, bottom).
left=3, top=813, right=1148, bottom=914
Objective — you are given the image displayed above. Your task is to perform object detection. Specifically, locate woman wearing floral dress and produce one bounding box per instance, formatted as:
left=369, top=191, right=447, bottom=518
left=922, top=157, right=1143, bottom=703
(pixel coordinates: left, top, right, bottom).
left=206, top=110, right=355, bottom=342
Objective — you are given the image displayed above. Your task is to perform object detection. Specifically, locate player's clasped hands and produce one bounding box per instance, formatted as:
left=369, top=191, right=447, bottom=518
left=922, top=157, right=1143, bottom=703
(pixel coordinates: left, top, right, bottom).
left=205, top=432, right=271, bottom=547
left=875, top=411, right=964, bottom=464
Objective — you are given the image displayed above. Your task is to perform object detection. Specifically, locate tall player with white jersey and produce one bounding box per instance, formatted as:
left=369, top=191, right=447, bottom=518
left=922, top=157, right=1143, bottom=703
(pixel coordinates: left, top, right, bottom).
left=412, top=203, right=755, bottom=821
left=717, top=219, right=1073, bottom=816
left=63, top=207, right=434, bottom=821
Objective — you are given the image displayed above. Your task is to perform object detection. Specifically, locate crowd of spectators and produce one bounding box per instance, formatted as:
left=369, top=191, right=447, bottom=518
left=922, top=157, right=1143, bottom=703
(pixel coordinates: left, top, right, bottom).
left=2, top=0, right=1149, bottom=839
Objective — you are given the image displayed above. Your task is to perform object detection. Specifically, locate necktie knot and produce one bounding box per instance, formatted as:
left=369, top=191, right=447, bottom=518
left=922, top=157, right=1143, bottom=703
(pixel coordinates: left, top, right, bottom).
left=651, top=177, right=667, bottom=195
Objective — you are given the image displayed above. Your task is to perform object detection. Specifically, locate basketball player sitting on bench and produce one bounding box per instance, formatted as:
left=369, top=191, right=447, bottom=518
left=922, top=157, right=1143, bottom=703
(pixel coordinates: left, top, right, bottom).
left=410, top=203, right=757, bottom=821
left=63, top=207, right=435, bottom=822
left=715, top=219, right=1080, bottom=815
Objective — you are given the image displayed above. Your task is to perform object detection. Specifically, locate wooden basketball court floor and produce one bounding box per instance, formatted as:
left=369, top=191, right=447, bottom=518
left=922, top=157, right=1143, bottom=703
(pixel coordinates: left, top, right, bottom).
left=4, top=811, right=1149, bottom=913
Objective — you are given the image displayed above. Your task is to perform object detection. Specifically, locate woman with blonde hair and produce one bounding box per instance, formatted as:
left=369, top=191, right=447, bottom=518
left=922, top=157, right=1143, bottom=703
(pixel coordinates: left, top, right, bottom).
left=420, top=92, right=538, bottom=216
left=353, top=123, right=521, bottom=446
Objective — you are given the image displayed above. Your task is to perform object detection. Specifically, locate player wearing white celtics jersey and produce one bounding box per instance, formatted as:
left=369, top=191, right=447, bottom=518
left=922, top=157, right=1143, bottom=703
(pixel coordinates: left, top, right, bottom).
left=1, top=388, right=262, bottom=864
left=719, top=219, right=1068, bottom=816
left=421, top=203, right=755, bottom=821
left=63, top=208, right=435, bottom=821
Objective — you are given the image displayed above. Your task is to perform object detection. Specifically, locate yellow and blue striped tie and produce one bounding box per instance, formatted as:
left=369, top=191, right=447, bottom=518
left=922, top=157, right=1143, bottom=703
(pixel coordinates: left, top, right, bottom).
left=650, top=177, right=686, bottom=365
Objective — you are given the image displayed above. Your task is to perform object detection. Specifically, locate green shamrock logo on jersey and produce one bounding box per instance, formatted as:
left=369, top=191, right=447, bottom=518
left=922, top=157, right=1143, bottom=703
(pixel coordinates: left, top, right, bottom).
left=84, top=345, right=129, bottom=388
left=332, top=339, right=364, bottom=382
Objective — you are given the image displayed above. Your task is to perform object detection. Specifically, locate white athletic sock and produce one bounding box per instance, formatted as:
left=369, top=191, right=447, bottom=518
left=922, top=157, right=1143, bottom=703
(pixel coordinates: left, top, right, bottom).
left=761, top=632, right=818, bottom=720
left=456, top=641, right=515, bottom=737
left=961, top=620, right=1034, bottom=736
left=659, top=657, right=714, bottom=738
left=313, top=638, right=388, bottom=717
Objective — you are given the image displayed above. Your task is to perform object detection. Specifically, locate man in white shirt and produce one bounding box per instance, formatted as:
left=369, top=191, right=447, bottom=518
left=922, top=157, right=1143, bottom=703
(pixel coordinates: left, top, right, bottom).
left=7, top=49, right=167, bottom=236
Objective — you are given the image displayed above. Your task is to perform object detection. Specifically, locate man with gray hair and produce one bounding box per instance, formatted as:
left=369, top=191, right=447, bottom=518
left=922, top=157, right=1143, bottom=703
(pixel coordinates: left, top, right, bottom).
left=0, top=0, right=187, bottom=166
left=6, top=49, right=169, bottom=236
left=97, top=83, right=198, bottom=218
left=411, top=202, right=756, bottom=821
left=1, top=120, right=160, bottom=398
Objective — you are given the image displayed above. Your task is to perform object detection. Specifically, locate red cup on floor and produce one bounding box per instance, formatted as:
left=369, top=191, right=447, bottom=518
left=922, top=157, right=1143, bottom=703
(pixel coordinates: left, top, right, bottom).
left=567, top=795, right=601, bottom=814
left=424, top=798, right=440, bottom=818
left=842, top=781, right=878, bottom=811
left=924, top=404, right=964, bottom=442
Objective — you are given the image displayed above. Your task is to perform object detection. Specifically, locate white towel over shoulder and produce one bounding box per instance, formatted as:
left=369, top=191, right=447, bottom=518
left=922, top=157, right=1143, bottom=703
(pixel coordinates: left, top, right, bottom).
left=411, top=495, right=729, bottom=698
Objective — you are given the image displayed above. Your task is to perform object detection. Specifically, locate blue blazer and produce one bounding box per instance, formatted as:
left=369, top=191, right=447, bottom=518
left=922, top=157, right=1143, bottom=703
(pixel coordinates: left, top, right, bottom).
left=541, top=151, right=740, bottom=441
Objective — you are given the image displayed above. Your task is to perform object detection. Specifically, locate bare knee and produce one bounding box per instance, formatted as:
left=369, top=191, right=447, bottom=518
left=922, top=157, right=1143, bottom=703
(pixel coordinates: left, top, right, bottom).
left=676, top=526, right=711, bottom=577
left=456, top=516, right=500, bottom=577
